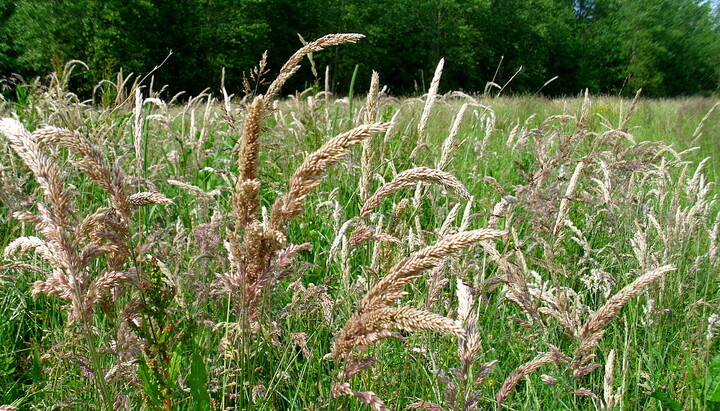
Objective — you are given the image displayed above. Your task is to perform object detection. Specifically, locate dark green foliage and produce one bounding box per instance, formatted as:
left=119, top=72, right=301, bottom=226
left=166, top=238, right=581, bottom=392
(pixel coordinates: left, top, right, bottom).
left=649, top=389, right=684, bottom=410
left=0, top=0, right=718, bottom=97
left=188, top=350, right=212, bottom=411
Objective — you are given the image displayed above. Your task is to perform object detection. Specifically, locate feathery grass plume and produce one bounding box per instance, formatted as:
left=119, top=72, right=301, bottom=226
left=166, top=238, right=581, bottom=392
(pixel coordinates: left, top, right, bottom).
left=217, top=37, right=378, bottom=325
left=437, top=103, right=468, bottom=171
left=476, top=109, right=496, bottom=159
left=417, top=58, right=445, bottom=145
left=360, top=167, right=470, bottom=217
left=332, top=382, right=389, bottom=411
left=619, top=89, right=641, bottom=132
left=483, top=241, right=542, bottom=325
left=574, top=265, right=675, bottom=360
left=329, top=230, right=503, bottom=410
left=690, top=101, right=719, bottom=145
left=552, top=161, right=585, bottom=239
left=133, top=88, right=144, bottom=176
left=406, top=401, right=447, bottom=410
left=603, top=349, right=618, bottom=411
left=331, top=228, right=506, bottom=359
left=1, top=119, right=75, bottom=227
left=496, top=345, right=570, bottom=405
left=232, top=95, right=264, bottom=229
left=128, top=191, right=173, bottom=207
left=4, top=236, right=55, bottom=264
left=1, top=117, right=171, bottom=407
left=421, top=278, right=498, bottom=410
left=264, top=33, right=364, bottom=105
left=220, top=123, right=391, bottom=321
left=359, top=71, right=381, bottom=204
left=237, top=96, right=264, bottom=182
left=167, top=179, right=221, bottom=200
left=29, top=124, right=139, bottom=269
left=578, top=89, right=591, bottom=129
left=31, top=125, right=131, bottom=222
left=270, top=122, right=392, bottom=231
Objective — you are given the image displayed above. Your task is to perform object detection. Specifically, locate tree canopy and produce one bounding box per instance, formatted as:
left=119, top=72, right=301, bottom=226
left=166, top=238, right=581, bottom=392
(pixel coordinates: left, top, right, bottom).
left=1, top=0, right=718, bottom=97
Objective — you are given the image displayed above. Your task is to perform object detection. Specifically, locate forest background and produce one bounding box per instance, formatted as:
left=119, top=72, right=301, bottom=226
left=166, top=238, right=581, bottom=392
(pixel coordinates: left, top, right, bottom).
left=1, top=0, right=719, bottom=98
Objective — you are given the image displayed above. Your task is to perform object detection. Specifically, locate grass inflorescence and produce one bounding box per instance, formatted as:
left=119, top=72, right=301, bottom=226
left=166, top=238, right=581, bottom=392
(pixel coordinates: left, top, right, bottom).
left=1, top=35, right=719, bottom=410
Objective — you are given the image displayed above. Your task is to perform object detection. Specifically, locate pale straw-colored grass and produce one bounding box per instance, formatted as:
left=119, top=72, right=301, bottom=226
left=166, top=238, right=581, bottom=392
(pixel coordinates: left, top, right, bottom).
left=360, top=167, right=470, bottom=217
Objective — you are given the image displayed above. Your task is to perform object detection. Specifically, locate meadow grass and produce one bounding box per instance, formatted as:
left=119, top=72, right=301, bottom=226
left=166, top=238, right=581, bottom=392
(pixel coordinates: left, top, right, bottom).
left=0, top=38, right=719, bottom=410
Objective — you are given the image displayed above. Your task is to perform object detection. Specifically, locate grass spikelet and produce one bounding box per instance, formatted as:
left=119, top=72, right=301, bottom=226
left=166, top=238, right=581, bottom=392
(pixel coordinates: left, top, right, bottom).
left=359, top=71, right=381, bottom=203
left=331, top=228, right=506, bottom=359
left=133, top=88, right=144, bottom=176
left=619, top=88, right=641, bottom=132
left=690, top=101, right=719, bottom=145
left=575, top=265, right=675, bottom=358
left=552, top=160, right=585, bottom=238
left=360, top=167, right=470, bottom=217
left=0, top=117, right=177, bottom=407
left=496, top=346, right=569, bottom=404
left=0, top=118, right=75, bottom=227
left=270, top=122, right=392, bottom=231
left=4, top=236, right=53, bottom=262
left=407, top=401, right=447, bottom=410
left=128, top=191, right=173, bottom=206
left=437, top=103, right=468, bottom=171
left=603, top=349, right=618, bottom=410
left=233, top=95, right=264, bottom=229
left=331, top=382, right=389, bottom=411
left=31, top=124, right=130, bottom=219
left=264, top=33, right=365, bottom=104
left=237, top=95, right=264, bottom=182
left=417, top=58, right=445, bottom=144
left=366, top=306, right=465, bottom=335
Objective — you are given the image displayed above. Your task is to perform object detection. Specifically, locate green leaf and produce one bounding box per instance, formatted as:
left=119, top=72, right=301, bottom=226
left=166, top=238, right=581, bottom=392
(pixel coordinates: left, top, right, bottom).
left=189, top=350, right=212, bottom=410
left=137, top=357, right=161, bottom=406
left=32, top=345, right=42, bottom=383
left=0, top=356, right=15, bottom=376
left=168, top=349, right=182, bottom=388
left=650, top=390, right=683, bottom=411
left=707, top=353, right=720, bottom=402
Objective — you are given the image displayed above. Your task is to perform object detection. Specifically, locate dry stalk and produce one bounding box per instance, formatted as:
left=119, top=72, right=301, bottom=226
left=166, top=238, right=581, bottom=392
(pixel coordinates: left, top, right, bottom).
left=270, top=122, right=392, bottom=231
left=496, top=345, right=570, bottom=404
left=264, top=33, right=364, bottom=105
left=360, top=167, right=470, bottom=217
left=437, top=103, right=468, bottom=171
left=359, top=71, right=381, bottom=204
left=574, top=265, right=675, bottom=361
left=331, top=228, right=506, bottom=359
left=417, top=58, right=445, bottom=146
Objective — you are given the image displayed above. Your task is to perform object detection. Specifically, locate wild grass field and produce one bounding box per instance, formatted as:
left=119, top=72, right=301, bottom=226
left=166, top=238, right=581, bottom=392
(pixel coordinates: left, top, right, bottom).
left=1, top=35, right=720, bottom=410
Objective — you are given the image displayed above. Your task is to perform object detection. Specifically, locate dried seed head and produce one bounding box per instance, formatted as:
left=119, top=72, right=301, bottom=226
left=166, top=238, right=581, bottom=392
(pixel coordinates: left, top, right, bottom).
left=360, top=167, right=470, bottom=217
left=270, top=122, right=392, bottom=230
left=128, top=192, right=174, bottom=207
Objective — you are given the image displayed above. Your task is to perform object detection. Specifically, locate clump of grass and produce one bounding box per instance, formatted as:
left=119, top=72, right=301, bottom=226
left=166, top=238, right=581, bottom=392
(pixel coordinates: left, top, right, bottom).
left=330, top=229, right=505, bottom=409
left=0, top=118, right=172, bottom=407
left=217, top=33, right=389, bottom=325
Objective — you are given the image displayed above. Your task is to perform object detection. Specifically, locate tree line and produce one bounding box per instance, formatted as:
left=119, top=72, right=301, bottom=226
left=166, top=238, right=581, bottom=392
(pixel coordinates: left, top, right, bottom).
left=0, top=0, right=718, bottom=98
